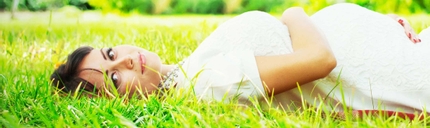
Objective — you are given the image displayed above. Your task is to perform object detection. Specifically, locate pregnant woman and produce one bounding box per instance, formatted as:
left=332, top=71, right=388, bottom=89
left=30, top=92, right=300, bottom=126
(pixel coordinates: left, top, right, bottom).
left=51, top=3, right=430, bottom=114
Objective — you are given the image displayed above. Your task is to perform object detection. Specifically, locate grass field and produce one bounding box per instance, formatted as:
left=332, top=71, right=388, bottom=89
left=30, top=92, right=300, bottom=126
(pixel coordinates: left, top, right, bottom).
left=1, top=11, right=430, bottom=127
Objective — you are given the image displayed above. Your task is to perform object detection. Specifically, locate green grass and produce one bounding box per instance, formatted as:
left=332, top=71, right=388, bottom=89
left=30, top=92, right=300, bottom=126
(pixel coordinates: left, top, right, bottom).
left=0, top=11, right=430, bottom=127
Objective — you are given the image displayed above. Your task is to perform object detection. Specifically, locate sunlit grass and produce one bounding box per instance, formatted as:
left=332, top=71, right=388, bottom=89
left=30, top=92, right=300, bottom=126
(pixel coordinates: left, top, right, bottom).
left=0, top=11, right=429, bottom=127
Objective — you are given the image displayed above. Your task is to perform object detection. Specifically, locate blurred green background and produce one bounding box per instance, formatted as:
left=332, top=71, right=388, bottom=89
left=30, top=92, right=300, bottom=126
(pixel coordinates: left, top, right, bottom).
left=1, top=0, right=429, bottom=14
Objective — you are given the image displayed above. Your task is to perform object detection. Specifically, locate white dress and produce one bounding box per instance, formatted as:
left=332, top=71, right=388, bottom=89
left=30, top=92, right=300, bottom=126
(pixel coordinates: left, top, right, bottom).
left=176, top=3, right=430, bottom=113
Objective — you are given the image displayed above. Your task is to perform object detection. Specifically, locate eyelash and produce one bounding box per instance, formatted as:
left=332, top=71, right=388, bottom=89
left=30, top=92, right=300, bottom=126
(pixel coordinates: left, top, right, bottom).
left=111, top=72, right=119, bottom=87
left=106, top=48, right=119, bottom=87
left=106, top=48, right=115, bottom=60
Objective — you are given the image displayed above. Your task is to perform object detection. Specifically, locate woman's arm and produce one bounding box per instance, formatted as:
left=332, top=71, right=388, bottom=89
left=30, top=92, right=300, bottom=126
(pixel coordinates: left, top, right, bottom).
left=387, top=14, right=421, bottom=43
left=255, top=7, right=336, bottom=95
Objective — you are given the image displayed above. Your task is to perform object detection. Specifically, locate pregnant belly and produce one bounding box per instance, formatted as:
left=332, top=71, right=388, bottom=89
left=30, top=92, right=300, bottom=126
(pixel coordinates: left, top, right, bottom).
left=310, top=3, right=430, bottom=90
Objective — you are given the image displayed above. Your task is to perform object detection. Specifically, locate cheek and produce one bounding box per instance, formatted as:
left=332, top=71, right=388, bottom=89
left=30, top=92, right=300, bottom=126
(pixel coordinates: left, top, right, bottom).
left=118, top=73, right=160, bottom=95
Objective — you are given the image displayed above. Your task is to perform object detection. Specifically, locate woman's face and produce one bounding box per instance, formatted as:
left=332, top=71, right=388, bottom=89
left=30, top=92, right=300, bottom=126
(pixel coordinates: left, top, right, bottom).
left=77, top=45, right=162, bottom=97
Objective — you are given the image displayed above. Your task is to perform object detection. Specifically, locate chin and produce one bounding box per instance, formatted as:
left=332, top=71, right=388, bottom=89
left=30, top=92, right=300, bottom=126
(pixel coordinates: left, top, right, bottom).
left=148, top=55, right=163, bottom=73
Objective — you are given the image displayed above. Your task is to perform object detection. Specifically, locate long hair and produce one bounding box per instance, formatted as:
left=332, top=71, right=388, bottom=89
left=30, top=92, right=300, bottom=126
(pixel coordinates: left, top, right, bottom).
left=50, top=46, right=98, bottom=94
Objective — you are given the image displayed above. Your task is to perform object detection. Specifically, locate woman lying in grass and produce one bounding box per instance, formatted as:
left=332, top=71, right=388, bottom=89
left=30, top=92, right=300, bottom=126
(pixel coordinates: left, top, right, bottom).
left=51, top=3, right=429, bottom=114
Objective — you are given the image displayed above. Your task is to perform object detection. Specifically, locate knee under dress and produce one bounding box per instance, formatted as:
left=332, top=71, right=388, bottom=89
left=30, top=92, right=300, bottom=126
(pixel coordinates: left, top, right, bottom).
left=175, top=3, right=430, bottom=113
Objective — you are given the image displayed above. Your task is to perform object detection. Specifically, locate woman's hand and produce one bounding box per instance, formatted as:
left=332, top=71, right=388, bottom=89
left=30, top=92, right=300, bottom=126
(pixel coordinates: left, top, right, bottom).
left=387, top=14, right=421, bottom=43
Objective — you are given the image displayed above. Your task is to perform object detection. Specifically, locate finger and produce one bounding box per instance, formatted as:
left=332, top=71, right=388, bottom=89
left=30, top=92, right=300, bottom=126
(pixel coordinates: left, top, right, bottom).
left=396, top=17, right=421, bottom=43
left=401, top=20, right=420, bottom=43
left=398, top=18, right=405, bottom=26
left=397, top=17, right=414, bottom=43
left=406, top=26, right=420, bottom=43
left=403, top=26, right=414, bottom=43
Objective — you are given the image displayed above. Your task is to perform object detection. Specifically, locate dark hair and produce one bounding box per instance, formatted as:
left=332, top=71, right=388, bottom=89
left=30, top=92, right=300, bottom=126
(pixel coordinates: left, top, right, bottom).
left=50, top=46, right=98, bottom=94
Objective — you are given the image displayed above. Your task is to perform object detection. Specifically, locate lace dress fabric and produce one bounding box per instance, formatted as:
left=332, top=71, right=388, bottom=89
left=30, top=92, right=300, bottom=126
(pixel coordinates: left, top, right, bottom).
left=178, top=3, right=430, bottom=113
left=177, top=10, right=293, bottom=103
left=312, top=4, right=430, bottom=91
left=190, top=11, right=293, bottom=57
left=305, top=3, right=430, bottom=112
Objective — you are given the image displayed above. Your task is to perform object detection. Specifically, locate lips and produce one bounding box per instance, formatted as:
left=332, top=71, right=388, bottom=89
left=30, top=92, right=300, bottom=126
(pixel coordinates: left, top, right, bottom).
left=138, top=52, right=146, bottom=74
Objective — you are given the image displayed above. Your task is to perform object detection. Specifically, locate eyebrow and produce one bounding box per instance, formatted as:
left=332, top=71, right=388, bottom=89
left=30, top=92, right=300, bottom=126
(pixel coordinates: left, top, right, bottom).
left=98, top=49, right=109, bottom=77
left=100, top=48, right=107, bottom=60
left=81, top=68, right=110, bottom=82
left=80, top=68, right=116, bottom=88
left=97, top=49, right=111, bottom=83
left=81, top=68, right=103, bottom=74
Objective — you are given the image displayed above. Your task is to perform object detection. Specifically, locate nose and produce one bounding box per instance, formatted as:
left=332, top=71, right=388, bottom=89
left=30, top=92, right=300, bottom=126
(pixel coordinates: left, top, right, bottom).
left=113, top=55, right=134, bottom=69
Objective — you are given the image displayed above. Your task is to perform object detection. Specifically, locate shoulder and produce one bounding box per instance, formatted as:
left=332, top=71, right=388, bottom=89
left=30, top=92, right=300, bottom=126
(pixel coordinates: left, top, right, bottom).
left=191, top=10, right=292, bottom=57
left=225, top=10, right=279, bottom=25
left=177, top=50, right=265, bottom=102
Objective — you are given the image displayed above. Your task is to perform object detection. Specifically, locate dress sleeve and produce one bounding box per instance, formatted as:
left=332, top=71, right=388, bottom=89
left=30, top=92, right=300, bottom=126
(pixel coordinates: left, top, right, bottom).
left=178, top=49, right=266, bottom=104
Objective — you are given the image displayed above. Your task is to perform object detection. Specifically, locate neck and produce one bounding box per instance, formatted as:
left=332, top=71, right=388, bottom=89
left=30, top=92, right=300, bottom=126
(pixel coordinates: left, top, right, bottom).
left=158, top=61, right=185, bottom=89
left=160, top=64, right=175, bottom=76
left=158, top=64, right=179, bottom=89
